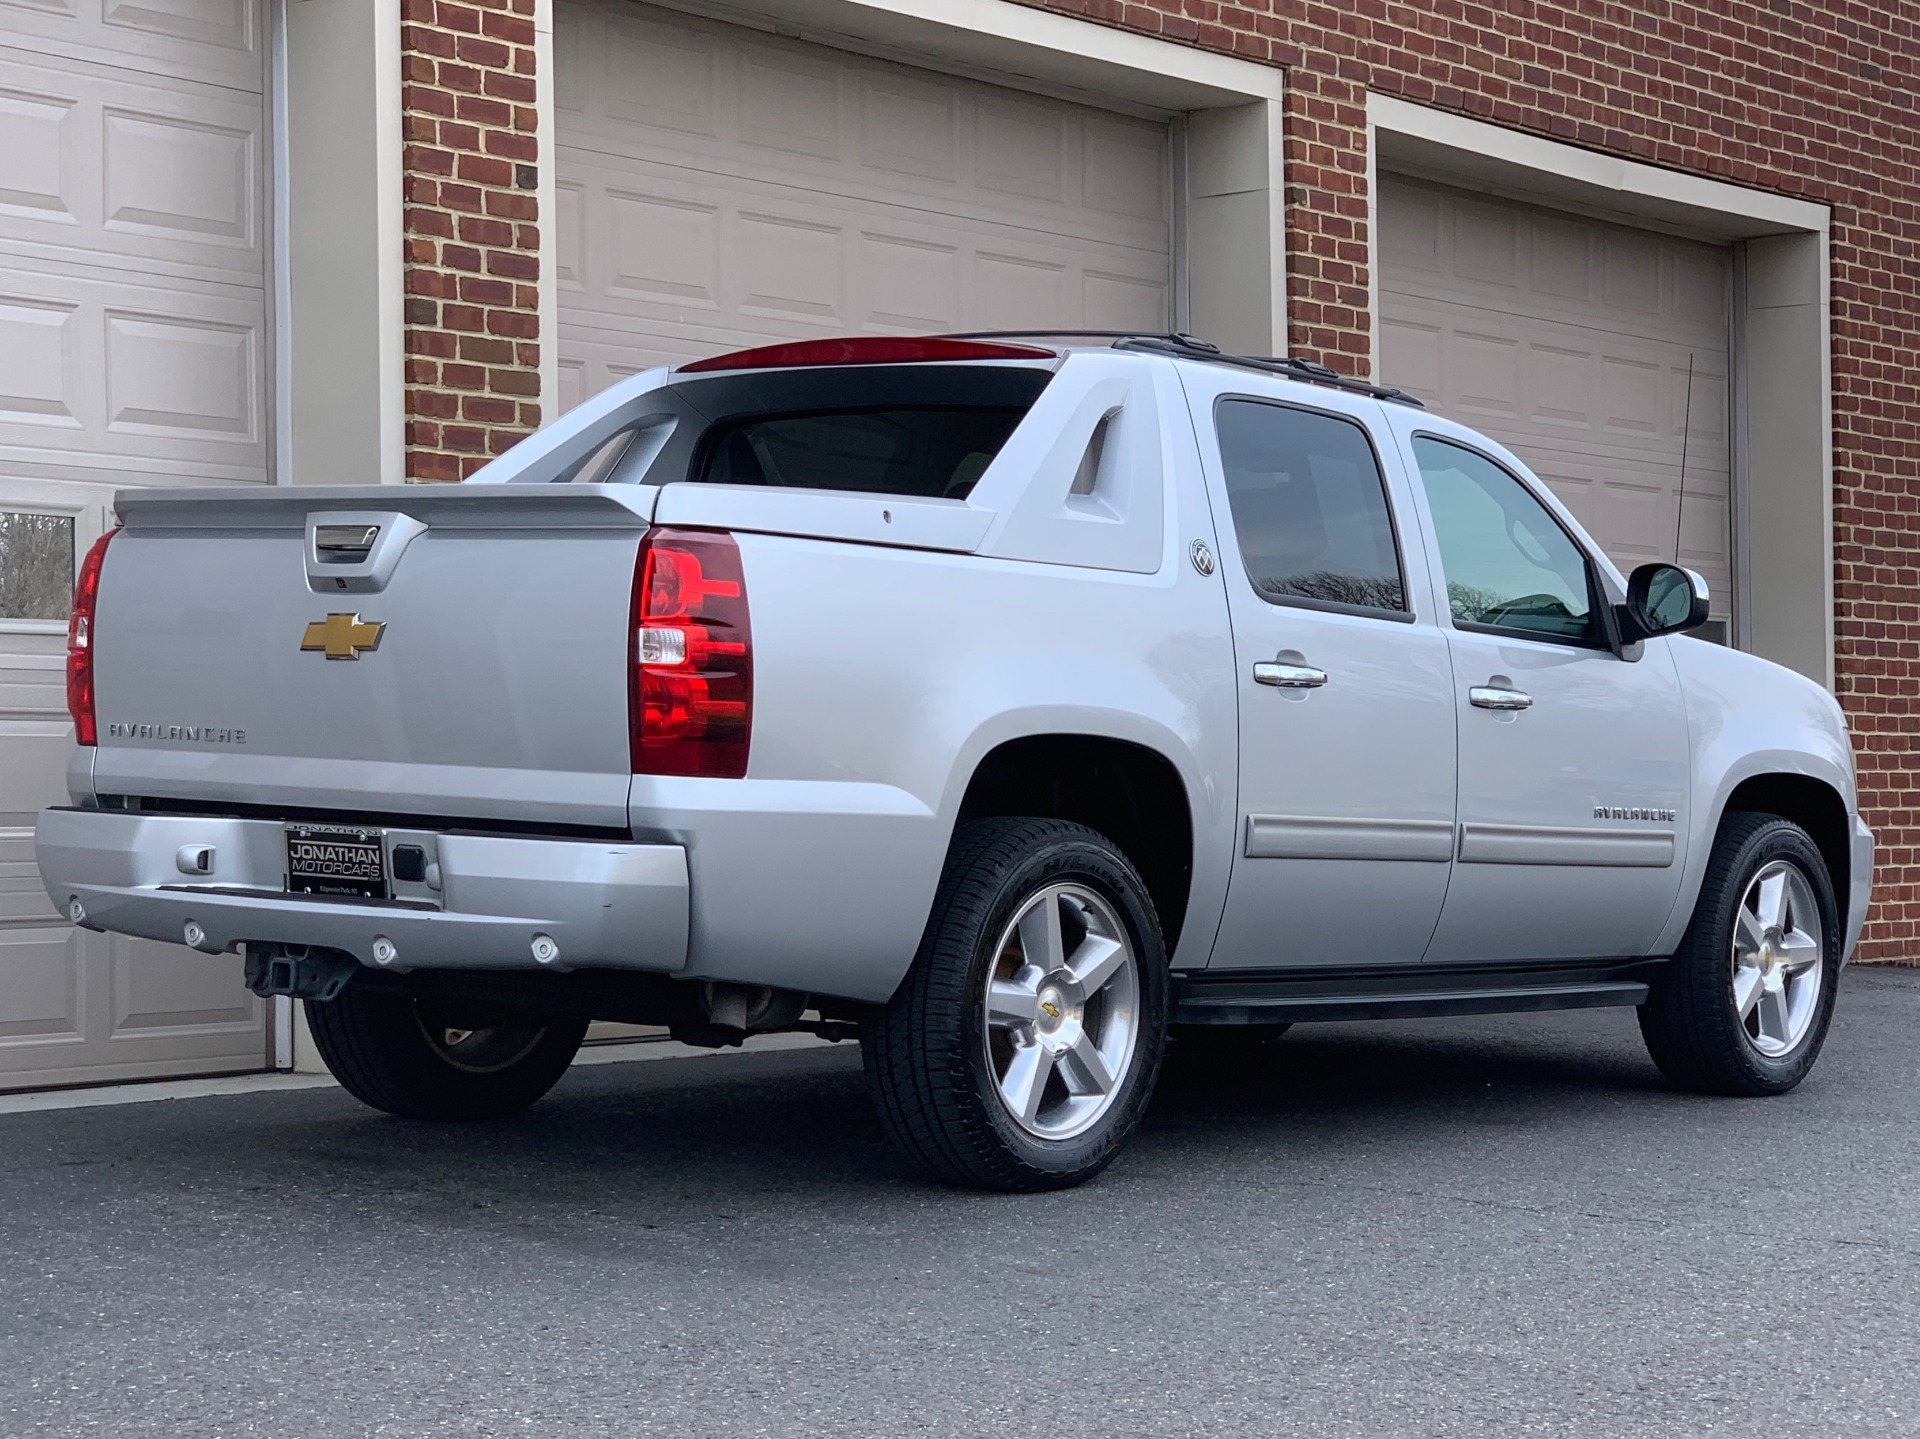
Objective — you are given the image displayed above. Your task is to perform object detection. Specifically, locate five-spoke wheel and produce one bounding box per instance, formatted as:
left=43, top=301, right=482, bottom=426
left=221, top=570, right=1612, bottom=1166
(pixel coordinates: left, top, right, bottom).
left=983, top=883, right=1140, bottom=1140
left=863, top=817, right=1169, bottom=1191
left=1730, top=859, right=1824, bottom=1058
left=1641, top=812, right=1839, bottom=1095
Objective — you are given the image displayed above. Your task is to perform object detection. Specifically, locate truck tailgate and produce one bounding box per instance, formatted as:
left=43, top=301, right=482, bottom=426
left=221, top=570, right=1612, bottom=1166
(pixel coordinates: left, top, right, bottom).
left=87, top=484, right=653, bottom=830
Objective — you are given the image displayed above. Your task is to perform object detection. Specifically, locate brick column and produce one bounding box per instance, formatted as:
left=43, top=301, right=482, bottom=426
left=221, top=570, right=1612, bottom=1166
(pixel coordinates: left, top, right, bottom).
left=400, top=0, right=543, bottom=481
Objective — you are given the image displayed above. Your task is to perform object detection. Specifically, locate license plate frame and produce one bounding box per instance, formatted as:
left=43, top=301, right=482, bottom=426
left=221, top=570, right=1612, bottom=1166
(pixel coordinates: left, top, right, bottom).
left=285, top=825, right=388, bottom=900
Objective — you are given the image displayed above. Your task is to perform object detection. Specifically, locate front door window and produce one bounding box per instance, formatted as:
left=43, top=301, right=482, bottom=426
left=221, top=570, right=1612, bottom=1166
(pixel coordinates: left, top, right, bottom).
left=1412, top=437, right=1597, bottom=645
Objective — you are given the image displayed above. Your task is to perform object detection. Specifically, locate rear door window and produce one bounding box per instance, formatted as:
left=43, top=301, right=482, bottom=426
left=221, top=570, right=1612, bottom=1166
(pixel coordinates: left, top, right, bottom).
left=1215, top=398, right=1407, bottom=615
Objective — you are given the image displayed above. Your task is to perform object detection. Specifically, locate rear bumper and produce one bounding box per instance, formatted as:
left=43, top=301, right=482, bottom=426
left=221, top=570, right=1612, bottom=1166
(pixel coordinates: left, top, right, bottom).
left=35, top=806, right=688, bottom=974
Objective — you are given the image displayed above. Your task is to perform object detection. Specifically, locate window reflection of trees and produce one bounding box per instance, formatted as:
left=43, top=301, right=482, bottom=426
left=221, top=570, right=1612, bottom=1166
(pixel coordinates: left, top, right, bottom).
left=1256, top=571, right=1405, bottom=610
left=0, top=512, right=75, bottom=622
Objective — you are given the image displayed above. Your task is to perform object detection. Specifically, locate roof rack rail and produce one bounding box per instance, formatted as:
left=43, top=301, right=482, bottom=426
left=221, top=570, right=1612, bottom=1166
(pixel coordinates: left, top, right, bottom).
left=1116, top=336, right=1427, bottom=408
left=943, top=330, right=1425, bottom=408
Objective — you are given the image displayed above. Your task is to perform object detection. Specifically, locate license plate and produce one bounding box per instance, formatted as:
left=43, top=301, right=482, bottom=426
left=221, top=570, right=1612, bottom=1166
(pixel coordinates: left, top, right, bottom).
left=285, top=825, right=387, bottom=899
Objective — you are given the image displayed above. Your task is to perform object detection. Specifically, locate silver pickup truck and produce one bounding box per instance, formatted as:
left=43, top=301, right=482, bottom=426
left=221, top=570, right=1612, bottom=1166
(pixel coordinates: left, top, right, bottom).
left=36, top=333, right=1873, bottom=1191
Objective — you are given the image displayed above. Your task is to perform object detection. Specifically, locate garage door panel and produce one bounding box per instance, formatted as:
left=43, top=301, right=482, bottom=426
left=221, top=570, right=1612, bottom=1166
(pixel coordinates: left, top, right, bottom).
left=1, top=0, right=268, bottom=1090
left=564, top=112, right=1167, bottom=257
left=861, top=76, right=958, bottom=183
left=0, top=255, right=266, bottom=480
left=1450, top=197, right=1520, bottom=286
left=109, top=935, right=259, bottom=1036
left=0, top=47, right=264, bottom=287
left=0, top=0, right=260, bottom=93
left=738, top=47, right=841, bottom=162
left=1395, top=312, right=1730, bottom=469
left=0, top=925, right=82, bottom=1044
left=1083, top=268, right=1170, bottom=331
left=862, top=232, right=959, bottom=331
left=563, top=143, right=1167, bottom=362
left=558, top=0, right=1170, bottom=384
left=102, top=0, right=255, bottom=56
left=737, top=211, right=844, bottom=324
left=1082, top=117, right=1169, bottom=223
left=1381, top=176, right=1732, bottom=626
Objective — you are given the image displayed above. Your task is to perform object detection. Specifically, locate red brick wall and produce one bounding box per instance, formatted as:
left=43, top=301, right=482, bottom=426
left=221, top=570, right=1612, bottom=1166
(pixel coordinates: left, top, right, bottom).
left=401, top=0, right=542, bottom=481
left=394, top=0, right=1918, bottom=956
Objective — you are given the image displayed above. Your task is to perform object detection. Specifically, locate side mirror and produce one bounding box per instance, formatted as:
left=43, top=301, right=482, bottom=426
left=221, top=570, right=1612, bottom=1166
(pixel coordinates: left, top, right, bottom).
left=1621, top=562, right=1709, bottom=641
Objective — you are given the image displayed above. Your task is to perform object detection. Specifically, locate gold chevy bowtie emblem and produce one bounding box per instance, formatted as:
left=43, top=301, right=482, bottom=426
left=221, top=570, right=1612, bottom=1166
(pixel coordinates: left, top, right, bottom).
left=300, top=613, right=385, bottom=660
left=1040, top=999, right=1063, bottom=1020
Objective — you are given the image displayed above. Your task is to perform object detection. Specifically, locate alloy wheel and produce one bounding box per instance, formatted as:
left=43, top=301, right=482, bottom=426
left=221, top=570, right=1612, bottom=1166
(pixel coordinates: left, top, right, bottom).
left=982, top=883, right=1140, bottom=1140
left=1731, top=858, right=1824, bottom=1058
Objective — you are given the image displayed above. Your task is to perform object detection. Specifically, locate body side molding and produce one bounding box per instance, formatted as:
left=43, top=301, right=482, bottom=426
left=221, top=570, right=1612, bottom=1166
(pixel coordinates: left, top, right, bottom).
left=1456, top=822, right=1675, bottom=867
left=1244, top=814, right=1454, bottom=862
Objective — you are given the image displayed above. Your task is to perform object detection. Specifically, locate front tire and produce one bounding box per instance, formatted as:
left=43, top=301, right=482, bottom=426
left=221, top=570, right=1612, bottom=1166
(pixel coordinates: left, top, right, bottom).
left=306, top=987, right=589, bottom=1120
left=1639, top=812, right=1840, bottom=1096
left=862, top=818, right=1170, bottom=1192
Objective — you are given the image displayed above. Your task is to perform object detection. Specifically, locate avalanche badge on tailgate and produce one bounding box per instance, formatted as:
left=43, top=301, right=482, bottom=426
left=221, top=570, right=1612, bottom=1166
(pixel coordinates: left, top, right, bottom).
left=301, top=612, right=385, bottom=660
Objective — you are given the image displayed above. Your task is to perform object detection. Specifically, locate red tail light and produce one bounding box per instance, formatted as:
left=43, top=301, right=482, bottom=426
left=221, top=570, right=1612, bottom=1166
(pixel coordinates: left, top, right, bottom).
left=66, top=527, right=117, bottom=746
left=630, top=528, right=752, bottom=778
left=678, top=336, right=1054, bottom=373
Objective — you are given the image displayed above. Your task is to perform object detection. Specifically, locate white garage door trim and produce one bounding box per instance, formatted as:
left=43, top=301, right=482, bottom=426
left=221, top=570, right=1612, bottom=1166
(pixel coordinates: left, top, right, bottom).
left=1366, top=93, right=1834, bottom=687
left=532, top=0, right=1289, bottom=406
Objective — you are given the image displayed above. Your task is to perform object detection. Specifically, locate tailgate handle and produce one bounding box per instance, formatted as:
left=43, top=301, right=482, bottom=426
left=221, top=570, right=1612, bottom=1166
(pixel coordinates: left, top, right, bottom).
left=305, top=512, right=427, bottom=594
left=314, top=523, right=380, bottom=559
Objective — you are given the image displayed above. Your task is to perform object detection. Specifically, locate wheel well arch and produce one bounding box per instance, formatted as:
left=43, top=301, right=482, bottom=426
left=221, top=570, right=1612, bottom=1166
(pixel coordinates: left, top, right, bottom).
left=955, top=734, right=1195, bottom=953
left=1721, top=772, right=1852, bottom=927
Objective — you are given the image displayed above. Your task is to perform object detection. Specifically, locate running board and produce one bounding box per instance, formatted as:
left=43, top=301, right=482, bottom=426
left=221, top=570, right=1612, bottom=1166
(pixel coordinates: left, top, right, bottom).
left=1171, top=962, right=1663, bottom=1026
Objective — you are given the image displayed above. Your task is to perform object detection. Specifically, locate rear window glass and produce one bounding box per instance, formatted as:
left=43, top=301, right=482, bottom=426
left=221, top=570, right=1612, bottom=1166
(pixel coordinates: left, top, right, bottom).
left=558, top=364, right=1052, bottom=496
left=697, top=407, right=1026, bottom=499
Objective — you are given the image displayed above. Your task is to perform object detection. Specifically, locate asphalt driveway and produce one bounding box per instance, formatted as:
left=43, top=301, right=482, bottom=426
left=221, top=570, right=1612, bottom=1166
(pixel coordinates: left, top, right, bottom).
left=6, top=968, right=1920, bottom=1438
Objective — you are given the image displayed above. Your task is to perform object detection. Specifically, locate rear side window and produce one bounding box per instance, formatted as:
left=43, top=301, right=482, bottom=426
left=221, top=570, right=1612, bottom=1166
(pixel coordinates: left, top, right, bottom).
left=698, top=406, right=1027, bottom=499
left=1215, top=398, right=1406, bottom=614
left=568, top=364, right=1053, bottom=496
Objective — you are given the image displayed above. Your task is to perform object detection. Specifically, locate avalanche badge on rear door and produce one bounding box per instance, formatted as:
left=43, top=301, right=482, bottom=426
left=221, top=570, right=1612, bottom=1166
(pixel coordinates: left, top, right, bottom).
left=300, top=613, right=386, bottom=661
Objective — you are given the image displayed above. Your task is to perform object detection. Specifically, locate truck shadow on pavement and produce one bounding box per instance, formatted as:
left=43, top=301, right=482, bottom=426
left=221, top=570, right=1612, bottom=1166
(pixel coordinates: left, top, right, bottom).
left=242, top=1010, right=1687, bottom=1205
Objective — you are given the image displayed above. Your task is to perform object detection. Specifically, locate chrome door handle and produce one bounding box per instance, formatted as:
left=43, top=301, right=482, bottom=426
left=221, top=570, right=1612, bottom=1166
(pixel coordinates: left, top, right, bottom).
left=1469, top=685, right=1533, bottom=711
left=1254, top=662, right=1329, bottom=689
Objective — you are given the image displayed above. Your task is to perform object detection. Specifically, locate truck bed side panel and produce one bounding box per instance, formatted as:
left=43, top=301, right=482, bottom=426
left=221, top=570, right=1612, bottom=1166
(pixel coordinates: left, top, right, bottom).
left=631, top=528, right=1239, bottom=1000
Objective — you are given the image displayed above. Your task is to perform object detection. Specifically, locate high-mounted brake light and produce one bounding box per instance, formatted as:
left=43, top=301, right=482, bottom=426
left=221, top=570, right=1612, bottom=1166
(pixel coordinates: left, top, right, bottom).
left=67, top=528, right=117, bottom=746
left=678, top=336, right=1054, bottom=373
left=629, top=528, right=752, bottom=778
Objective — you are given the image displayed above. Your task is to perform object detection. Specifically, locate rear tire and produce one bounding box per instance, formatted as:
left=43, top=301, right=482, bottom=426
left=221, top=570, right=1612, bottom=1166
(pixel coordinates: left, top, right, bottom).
left=1638, top=812, right=1839, bottom=1096
left=862, top=818, right=1169, bottom=1192
left=306, top=987, right=589, bottom=1120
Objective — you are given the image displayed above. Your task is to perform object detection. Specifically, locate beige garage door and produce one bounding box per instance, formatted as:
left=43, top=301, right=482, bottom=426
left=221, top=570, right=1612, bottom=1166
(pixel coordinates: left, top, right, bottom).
left=0, top=3, right=271, bottom=1088
left=554, top=0, right=1173, bottom=408
left=1379, top=176, right=1733, bottom=635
